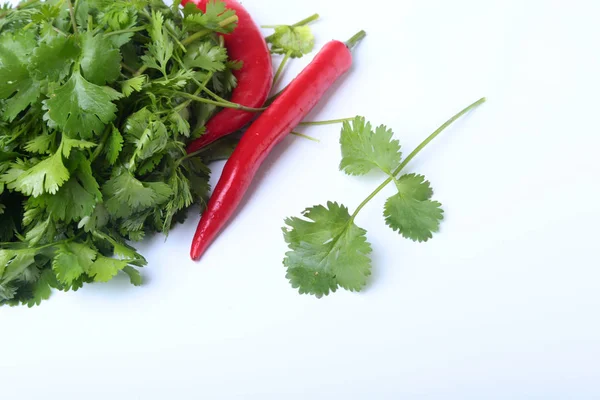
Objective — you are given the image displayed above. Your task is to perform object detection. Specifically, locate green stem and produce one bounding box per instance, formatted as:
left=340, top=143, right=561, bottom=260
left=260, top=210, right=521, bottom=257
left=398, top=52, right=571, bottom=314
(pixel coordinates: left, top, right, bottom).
left=345, top=30, right=366, bottom=51
left=300, top=118, right=355, bottom=126
left=121, top=62, right=137, bottom=74
left=350, top=97, right=486, bottom=220
left=135, top=65, right=148, bottom=76
left=273, top=51, right=291, bottom=85
left=181, top=15, right=239, bottom=46
left=265, top=13, right=320, bottom=41
left=173, top=91, right=266, bottom=112
left=66, top=0, right=78, bottom=35
left=90, top=126, right=112, bottom=163
left=291, top=132, right=320, bottom=142
left=105, top=26, right=147, bottom=37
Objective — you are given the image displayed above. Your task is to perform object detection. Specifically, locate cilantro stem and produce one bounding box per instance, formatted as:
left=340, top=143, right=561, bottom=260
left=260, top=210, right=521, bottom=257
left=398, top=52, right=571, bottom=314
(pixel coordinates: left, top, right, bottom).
left=291, top=131, right=320, bottom=142
left=300, top=118, right=355, bottom=126
left=105, top=26, right=147, bottom=37
left=173, top=91, right=266, bottom=112
left=181, top=15, right=239, bottom=47
left=350, top=97, right=486, bottom=220
left=66, top=0, right=78, bottom=35
left=273, top=51, right=291, bottom=85
left=121, top=62, right=137, bottom=74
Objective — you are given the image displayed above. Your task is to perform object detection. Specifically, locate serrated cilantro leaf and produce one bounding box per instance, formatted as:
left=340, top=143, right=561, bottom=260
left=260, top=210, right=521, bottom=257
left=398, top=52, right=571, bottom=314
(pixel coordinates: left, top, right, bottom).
left=122, top=265, right=142, bottom=286
left=80, top=31, right=122, bottom=85
left=141, top=10, right=173, bottom=76
left=52, top=242, right=97, bottom=285
left=62, top=136, right=97, bottom=158
left=44, top=70, right=122, bottom=139
left=185, top=0, right=237, bottom=33
left=25, top=268, right=60, bottom=308
left=24, top=131, right=56, bottom=155
left=340, top=117, right=402, bottom=176
left=88, top=255, right=128, bottom=282
left=102, top=168, right=173, bottom=218
left=384, top=174, right=444, bottom=242
left=268, top=25, right=315, bottom=58
left=105, top=125, right=124, bottom=165
left=29, top=35, right=79, bottom=82
left=0, top=31, right=41, bottom=121
left=184, top=41, right=228, bottom=72
left=3, top=150, right=69, bottom=197
left=121, top=75, right=146, bottom=97
left=283, top=202, right=372, bottom=298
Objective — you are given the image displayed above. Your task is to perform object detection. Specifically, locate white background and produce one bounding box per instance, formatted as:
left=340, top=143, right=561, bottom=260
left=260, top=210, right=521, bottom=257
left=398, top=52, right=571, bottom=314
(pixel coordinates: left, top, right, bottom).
left=3, top=0, right=600, bottom=398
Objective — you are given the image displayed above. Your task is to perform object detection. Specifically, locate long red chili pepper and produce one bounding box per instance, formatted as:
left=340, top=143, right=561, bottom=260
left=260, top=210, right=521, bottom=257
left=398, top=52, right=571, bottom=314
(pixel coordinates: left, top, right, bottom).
left=190, top=31, right=366, bottom=261
left=182, top=0, right=273, bottom=153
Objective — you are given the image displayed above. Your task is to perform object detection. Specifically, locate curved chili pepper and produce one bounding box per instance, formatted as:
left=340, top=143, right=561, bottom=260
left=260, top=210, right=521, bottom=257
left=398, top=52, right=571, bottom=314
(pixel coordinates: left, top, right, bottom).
left=190, top=31, right=366, bottom=261
left=182, top=0, right=273, bottom=153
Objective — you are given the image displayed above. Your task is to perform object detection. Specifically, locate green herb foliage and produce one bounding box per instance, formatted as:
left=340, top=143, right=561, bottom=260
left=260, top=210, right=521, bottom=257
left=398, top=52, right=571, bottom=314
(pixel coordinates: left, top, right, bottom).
left=0, top=0, right=240, bottom=306
left=283, top=99, right=486, bottom=298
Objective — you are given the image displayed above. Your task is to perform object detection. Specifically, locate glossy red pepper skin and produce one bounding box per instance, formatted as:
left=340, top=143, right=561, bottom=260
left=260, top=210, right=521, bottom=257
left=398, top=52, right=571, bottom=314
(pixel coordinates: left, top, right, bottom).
left=190, top=40, right=354, bottom=260
left=182, top=0, right=273, bottom=153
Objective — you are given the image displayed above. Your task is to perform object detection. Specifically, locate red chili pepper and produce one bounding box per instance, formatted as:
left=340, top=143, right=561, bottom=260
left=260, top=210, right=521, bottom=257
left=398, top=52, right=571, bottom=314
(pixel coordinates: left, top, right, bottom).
left=182, top=0, right=273, bottom=153
left=190, top=31, right=366, bottom=261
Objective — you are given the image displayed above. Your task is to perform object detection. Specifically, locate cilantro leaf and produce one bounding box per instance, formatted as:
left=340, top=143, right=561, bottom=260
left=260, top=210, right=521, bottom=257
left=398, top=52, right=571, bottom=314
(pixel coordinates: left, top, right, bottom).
left=283, top=202, right=372, bottom=297
left=105, top=125, right=124, bottom=165
left=141, top=10, right=173, bottom=76
left=24, top=131, right=56, bottom=155
left=123, top=265, right=142, bottom=286
left=340, top=117, right=402, bottom=176
left=80, top=31, right=122, bottom=85
left=29, top=35, right=79, bottom=82
left=0, top=31, right=41, bottom=121
left=25, top=268, right=60, bottom=308
left=102, top=168, right=173, bottom=218
left=184, top=0, right=237, bottom=33
left=267, top=25, right=315, bottom=58
left=184, top=40, right=228, bottom=72
left=44, top=70, right=122, bottom=139
left=3, top=150, right=70, bottom=197
left=121, top=75, right=146, bottom=97
left=88, top=255, right=128, bottom=282
left=384, top=174, right=444, bottom=242
left=52, top=242, right=97, bottom=285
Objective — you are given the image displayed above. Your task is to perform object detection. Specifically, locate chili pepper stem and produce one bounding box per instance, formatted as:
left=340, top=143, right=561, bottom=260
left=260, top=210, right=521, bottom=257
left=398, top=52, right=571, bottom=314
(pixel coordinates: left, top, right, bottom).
left=350, top=97, right=486, bottom=220
left=345, top=30, right=367, bottom=51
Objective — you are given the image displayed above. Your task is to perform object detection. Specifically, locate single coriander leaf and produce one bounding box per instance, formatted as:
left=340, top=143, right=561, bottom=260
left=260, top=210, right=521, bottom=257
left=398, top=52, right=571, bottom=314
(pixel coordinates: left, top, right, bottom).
left=128, top=120, right=169, bottom=163
left=29, top=35, right=79, bottom=82
left=52, top=242, right=97, bottom=285
left=268, top=25, right=315, bottom=58
left=0, top=31, right=41, bottom=121
left=394, top=173, right=434, bottom=201
left=80, top=31, right=122, bottom=85
left=44, top=70, right=122, bottom=139
left=283, top=201, right=372, bottom=297
left=88, top=255, right=128, bottom=283
left=183, top=41, right=228, bottom=72
left=4, top=150, right=70, bottom=197
left=25, top=268, right=60, bottom=308
left=121, top=75, right=146, bottom=97
left=62, top=136, right=97, bottom=158
left=79, top=203, right=109, bottom=232
left=185, top=0, right=237, bottom=33
left=384, top=174, right=444, bottom=242
left=105, top=125, right=124, bottom=165
left=340, top=117, right=402, bottom=176
left=41, top=155, right=101, bottom=223
left=122, top=265, right=142, bottom=286
left=24, top=131, right=55, bottom=155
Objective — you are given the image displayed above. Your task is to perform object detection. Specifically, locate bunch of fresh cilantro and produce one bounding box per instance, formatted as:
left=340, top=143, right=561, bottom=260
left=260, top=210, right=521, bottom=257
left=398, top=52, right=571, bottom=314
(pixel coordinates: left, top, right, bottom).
left=0, top=0, right=242, bottom=306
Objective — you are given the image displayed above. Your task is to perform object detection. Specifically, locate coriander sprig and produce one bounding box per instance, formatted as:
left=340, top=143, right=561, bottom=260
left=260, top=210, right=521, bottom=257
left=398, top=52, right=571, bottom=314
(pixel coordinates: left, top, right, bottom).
left=282, top=97, right=486, bottom=298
